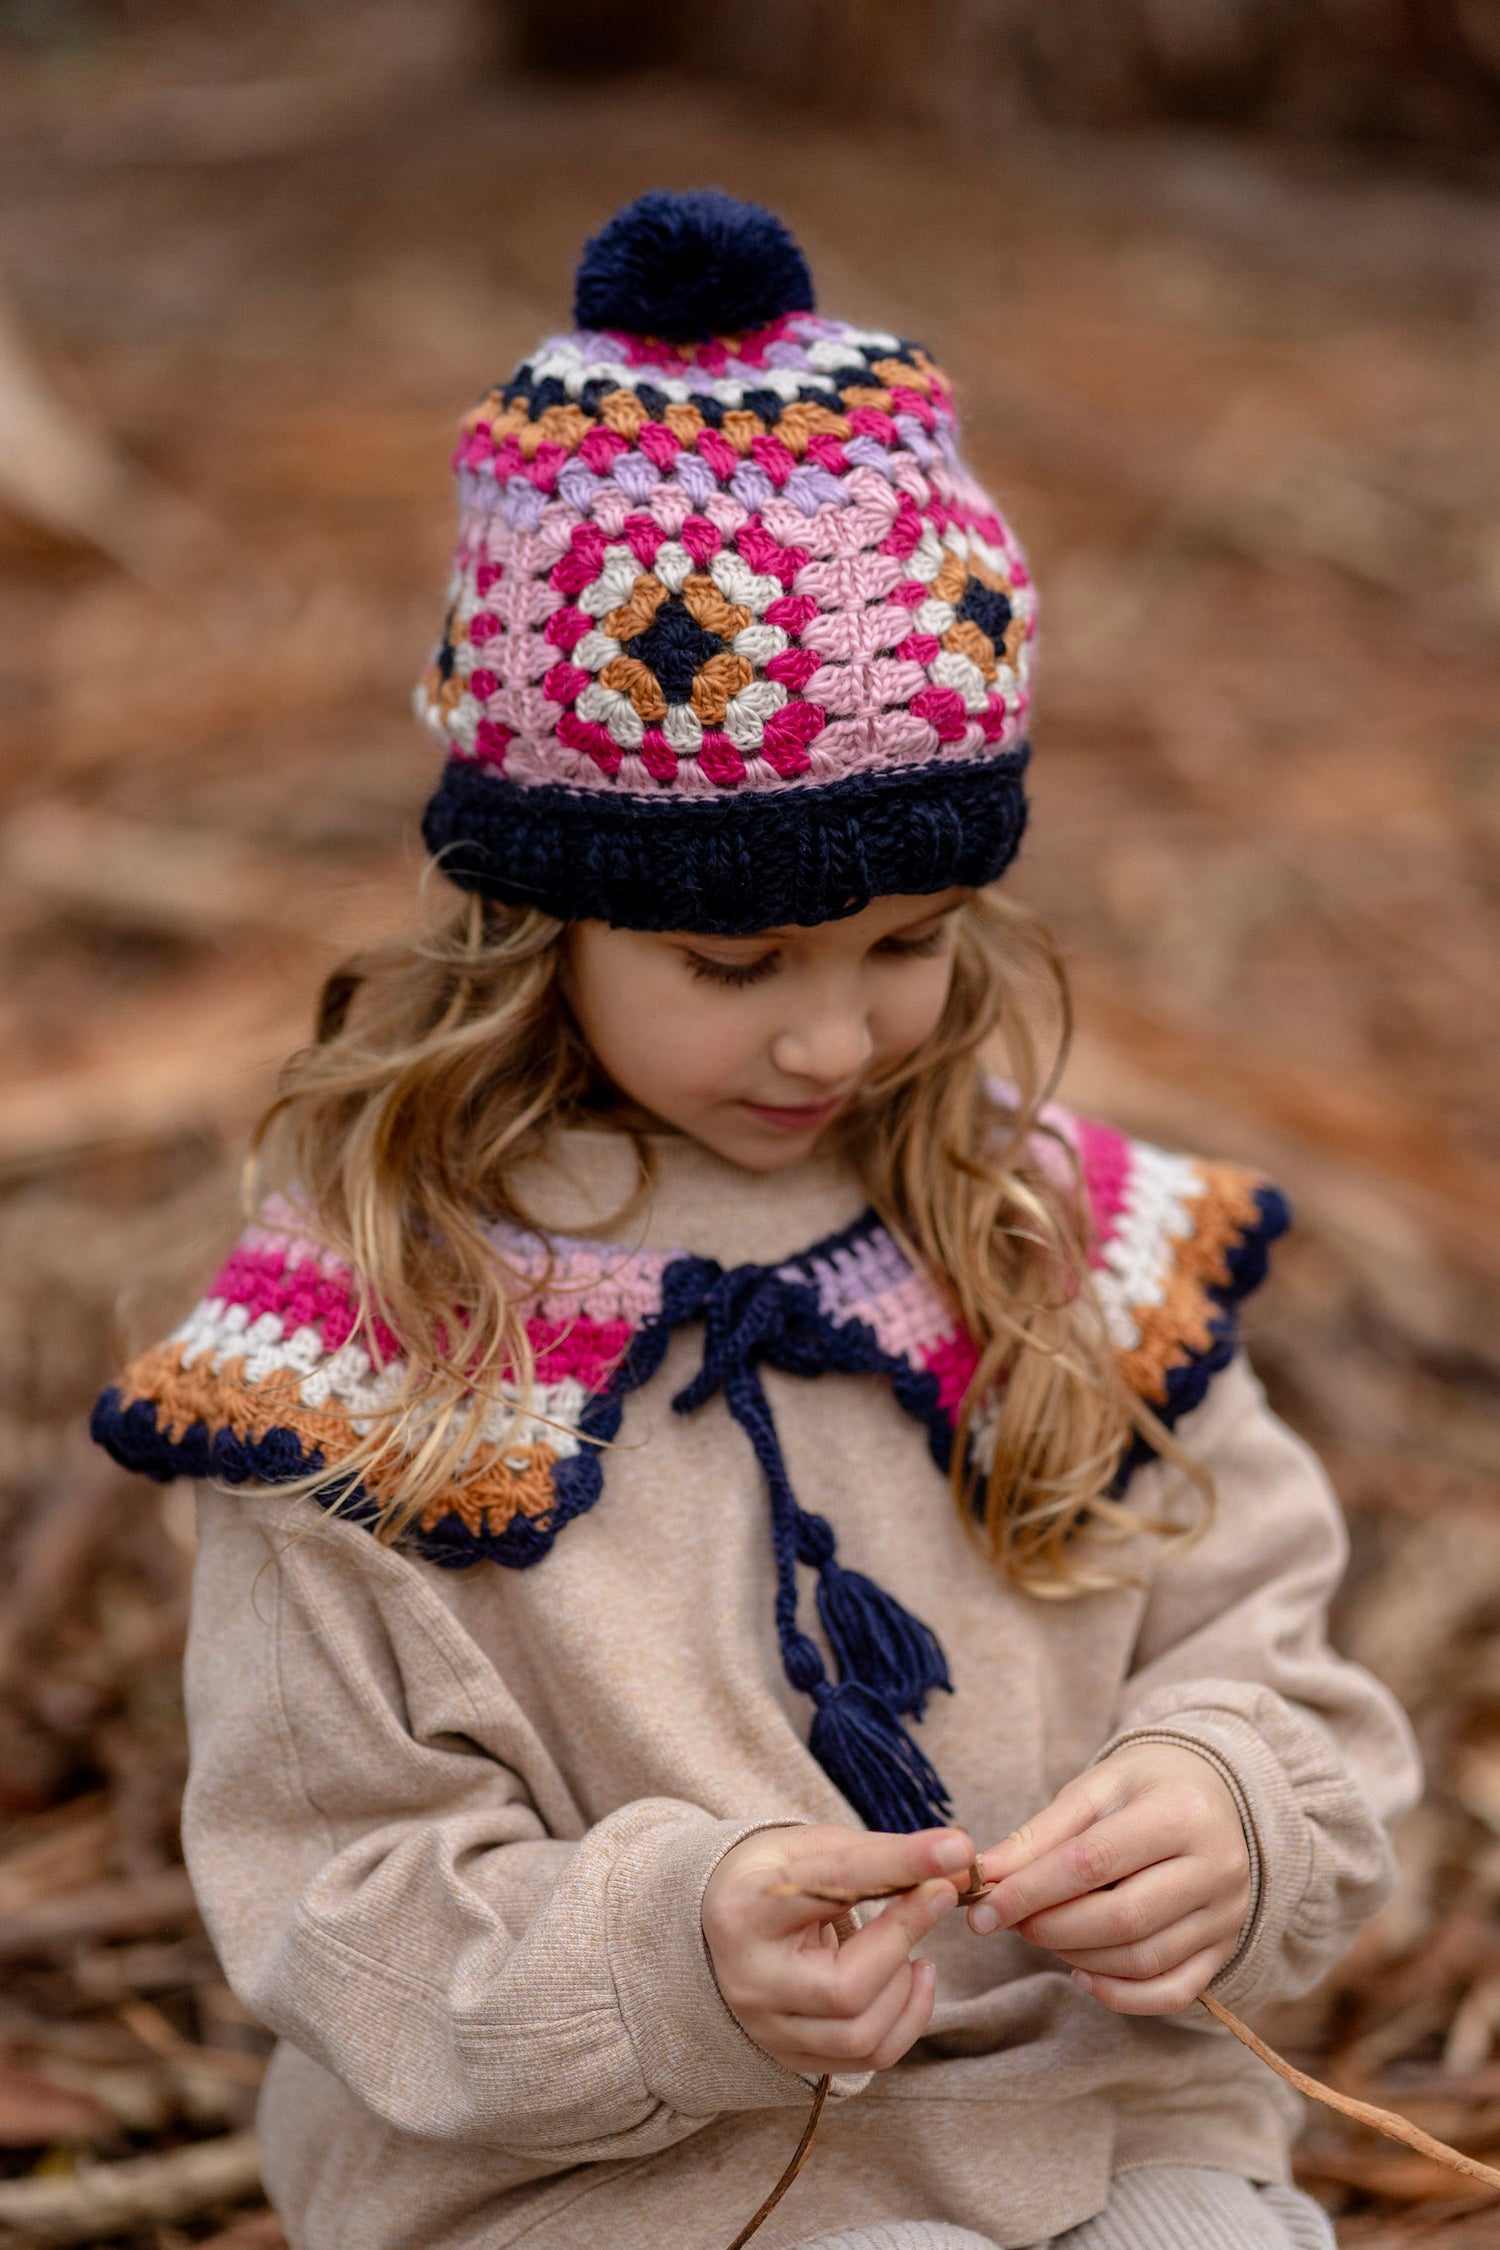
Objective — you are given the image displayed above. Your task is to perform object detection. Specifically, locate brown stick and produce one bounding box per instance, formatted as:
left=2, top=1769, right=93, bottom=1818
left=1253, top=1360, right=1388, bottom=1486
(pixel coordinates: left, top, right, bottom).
left=724, top=2072, right=832, bottom=2250
left=1200, top=1994, right=1500, bottom=2195
left=0, top=1869, right=198, bottom=1961
left=727, top=1871, right=983, bottom=2244
left=0, top=2128, right=261, bottom=2242
left=752, top=1864, right=1500, bottom=2226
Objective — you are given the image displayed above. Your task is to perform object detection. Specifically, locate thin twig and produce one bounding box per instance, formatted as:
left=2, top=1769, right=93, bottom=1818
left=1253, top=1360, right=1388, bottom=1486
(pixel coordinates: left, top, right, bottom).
left=724, top=2072, right=832, bottom=2250
left=1200, top=1994, right=1500, bottom=2195
left=744, top=1862, right=1500, bottom=2240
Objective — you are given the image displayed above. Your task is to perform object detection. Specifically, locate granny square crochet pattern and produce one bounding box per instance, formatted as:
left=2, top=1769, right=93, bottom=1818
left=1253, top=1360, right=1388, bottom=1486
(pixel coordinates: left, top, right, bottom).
left=416, top=191, right=1035, bottom=932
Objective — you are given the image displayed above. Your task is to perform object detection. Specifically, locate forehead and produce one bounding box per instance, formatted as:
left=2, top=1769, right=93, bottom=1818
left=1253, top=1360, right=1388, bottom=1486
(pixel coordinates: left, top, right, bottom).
left=660, top=889, right=970, bottom=947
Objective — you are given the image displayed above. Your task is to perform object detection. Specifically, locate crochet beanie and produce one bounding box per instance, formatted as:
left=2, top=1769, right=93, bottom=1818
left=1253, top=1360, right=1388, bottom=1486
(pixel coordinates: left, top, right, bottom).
left=416, top=189, right=1036, bottom=934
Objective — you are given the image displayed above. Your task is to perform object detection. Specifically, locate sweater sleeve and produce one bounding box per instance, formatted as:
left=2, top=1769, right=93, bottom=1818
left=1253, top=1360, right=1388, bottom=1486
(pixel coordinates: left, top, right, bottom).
left=181, top=1488, right=809, bottom=2160
left=1093, top=1351, right=1421, bottom=2014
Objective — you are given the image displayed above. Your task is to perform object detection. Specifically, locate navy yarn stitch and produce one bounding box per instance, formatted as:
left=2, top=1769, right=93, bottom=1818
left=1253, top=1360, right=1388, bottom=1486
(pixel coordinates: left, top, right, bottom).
left=423, top=748, right=1031, bottom=935
left=573, top=190, right=815, bottom=342
left=670, top=1260, right=954, bottom=1833
left=499, top=333, right=923, bottom=431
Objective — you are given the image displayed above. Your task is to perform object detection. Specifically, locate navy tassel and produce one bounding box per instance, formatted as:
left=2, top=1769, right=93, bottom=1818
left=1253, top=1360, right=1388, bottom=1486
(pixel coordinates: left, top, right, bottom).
left=814, top=1557, right=952, bottom=1721
left=673, top=1257, right=957, bottom=1833
left=809, top=1682, right=953, bottom=1835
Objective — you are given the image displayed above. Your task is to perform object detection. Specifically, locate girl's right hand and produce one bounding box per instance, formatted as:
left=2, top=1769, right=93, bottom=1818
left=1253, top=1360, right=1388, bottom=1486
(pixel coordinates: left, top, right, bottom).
left=701, top=1824, right=973, bottom=2077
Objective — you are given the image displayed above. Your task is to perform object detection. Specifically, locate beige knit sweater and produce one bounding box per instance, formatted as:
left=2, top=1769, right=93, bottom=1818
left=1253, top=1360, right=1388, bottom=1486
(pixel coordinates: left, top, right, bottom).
left=179, top=1129, right=1420, bottom=2250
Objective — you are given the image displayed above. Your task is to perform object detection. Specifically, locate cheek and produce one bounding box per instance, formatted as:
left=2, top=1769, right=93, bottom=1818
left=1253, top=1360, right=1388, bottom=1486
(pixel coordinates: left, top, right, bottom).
left=872, top=958, right=957, bottom=1061
left=575, top=960, right=766, bottom=1112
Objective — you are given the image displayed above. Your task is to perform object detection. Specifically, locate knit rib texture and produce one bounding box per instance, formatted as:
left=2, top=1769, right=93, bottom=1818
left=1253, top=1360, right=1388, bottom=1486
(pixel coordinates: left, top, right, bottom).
left=791, top=2166, right=1336, bottom=2249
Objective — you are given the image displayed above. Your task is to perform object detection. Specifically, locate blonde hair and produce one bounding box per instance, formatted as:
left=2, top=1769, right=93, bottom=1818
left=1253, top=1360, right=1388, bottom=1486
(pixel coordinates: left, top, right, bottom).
left=250, top=885, right=1211, bottom=1593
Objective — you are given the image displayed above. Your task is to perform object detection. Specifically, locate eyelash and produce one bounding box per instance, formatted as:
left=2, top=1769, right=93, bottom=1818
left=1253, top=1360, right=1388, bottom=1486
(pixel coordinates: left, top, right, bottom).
left=685, top=929, right=947, bottom=987
left=686, top=952, right=779, bottom=988
left=881, top=929, right=946, bottom=959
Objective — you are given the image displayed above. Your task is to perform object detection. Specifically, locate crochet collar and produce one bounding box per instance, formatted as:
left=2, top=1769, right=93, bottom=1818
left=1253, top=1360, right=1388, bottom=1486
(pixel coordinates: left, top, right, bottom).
left=93, top=1098, right=1288, bottom=1834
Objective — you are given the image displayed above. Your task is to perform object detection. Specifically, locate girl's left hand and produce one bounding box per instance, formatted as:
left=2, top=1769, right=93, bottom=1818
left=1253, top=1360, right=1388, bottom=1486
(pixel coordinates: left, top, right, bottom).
left=967, top=1742, right=1252, bottom=2015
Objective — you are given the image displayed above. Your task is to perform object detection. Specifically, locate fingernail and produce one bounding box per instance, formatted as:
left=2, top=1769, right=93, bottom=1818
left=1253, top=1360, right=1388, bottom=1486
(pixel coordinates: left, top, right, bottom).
left=1073, top=1970, right=1094, bottom=1995
left=969, top=1902, right=999, bottom=1933
left=935, top=1836, right=972, bottom=1874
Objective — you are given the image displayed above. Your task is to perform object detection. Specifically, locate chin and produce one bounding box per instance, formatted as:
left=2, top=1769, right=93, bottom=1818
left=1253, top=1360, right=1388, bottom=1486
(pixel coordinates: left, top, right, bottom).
left=700, top=1123, right=826, bottom=1173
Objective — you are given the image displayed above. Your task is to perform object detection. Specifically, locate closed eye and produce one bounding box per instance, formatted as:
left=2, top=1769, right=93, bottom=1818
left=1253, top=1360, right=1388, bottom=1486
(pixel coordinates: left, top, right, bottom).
left=876, top=927, right=948, bottom=959
left=685, top=949, right=780, bottom=988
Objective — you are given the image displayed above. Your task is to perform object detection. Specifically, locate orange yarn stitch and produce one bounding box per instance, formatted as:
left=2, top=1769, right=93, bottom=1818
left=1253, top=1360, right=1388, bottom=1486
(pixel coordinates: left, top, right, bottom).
left=604, top=573, right=670, bottom=642
left=598, top=388, right=650, bottom=441
left=118, top=1347, right=363, bottom=1482
left=681, top=574, right=752, bottom=640
left=416, top=1444, right=560, bottom=1537
left=942, top=619, right=999, bottom=680
left=1116, top=1166, right=1268, bottom=1407
left=930, top=549, right=969, bottom=605
left=120, top=1345, right=562, bottom=1537
left=692, top=653, right=756, bottom=724
left=599, top=656, right=668, bottom=724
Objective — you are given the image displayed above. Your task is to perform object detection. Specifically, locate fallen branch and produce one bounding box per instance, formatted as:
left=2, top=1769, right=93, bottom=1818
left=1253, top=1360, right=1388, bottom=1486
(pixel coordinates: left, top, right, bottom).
left=0, top=1869, right=197, bottom=1961
left=0, top=2129, right=260, bottom=2242
left=0, top=2064, right=111, bottom=2148
left=0, top=278, right=211, bottom=583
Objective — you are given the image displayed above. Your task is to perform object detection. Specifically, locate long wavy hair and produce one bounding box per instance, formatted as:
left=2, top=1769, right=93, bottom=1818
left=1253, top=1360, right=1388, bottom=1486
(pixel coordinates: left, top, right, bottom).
left=249, top=883, right=1212, bottom=1593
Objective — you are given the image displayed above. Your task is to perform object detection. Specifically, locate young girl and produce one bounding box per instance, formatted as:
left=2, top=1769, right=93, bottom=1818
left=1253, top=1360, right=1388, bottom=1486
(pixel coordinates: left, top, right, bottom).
left=94, top=192, right=1420, bottom=2250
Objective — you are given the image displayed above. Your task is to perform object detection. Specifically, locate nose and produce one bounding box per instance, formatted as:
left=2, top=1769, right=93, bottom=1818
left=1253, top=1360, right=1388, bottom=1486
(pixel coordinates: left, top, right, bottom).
left=769, top=994, right=874, bottom=1089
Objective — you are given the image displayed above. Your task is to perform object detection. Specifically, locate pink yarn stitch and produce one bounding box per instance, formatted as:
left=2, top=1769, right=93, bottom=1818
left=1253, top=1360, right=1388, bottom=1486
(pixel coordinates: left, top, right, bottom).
left=417, top=308, right=1036, bottom=805
left=923, top=1329, right=981, bottom=1416
left=208, top=1246, right=403, bottom=1366
left=1071, top=1115, right=1134, bottom=1248
left=528, top=1315, right=634, bottom=1391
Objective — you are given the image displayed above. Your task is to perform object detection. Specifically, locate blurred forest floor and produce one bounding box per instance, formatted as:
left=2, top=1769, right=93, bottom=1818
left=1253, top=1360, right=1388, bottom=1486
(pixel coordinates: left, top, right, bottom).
left=0, top=4, right=1498, bottom=2243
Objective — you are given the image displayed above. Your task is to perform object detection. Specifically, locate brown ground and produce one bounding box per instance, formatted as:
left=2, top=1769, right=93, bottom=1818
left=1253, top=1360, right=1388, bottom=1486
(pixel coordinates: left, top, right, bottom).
left=0, top=7, right=1498, bottom=2244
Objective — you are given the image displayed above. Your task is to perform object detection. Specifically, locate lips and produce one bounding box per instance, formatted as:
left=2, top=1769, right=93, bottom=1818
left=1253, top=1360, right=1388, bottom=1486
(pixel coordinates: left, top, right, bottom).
left=739, top=1096, right=846, bottom=1132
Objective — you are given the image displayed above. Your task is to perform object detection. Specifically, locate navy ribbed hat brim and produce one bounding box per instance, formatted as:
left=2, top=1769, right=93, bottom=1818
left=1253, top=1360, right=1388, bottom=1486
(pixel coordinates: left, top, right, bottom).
left=421, top=750, right=1030, bottom=933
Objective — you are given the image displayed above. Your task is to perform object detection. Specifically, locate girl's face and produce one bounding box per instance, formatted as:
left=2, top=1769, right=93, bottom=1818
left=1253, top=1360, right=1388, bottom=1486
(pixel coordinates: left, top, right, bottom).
left=564, top=889, right=968, bottom=1172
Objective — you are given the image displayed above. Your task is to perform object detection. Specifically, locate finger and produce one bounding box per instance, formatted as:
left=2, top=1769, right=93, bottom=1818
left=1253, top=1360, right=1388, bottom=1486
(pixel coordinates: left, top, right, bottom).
left=1073, top=1944, right=1227, bottom=2017
left=972, top=1800, right=1184, bottom=1932
left=1048, top=1906, right=1236, bottom=1983
left=773, top=1949, right=926, bottom=2067
left=766, top=1827, right=973, bottom=1937
left=1011, top=1858, right=1204, bottom=1953
left=745, top=1876, right=961, bottom=2017
left=868, top=1954, right=938, bottom=2070
left=776, top=1957, right=938, bottom=2076
left=976, top=1771, right=1122, bottom=1890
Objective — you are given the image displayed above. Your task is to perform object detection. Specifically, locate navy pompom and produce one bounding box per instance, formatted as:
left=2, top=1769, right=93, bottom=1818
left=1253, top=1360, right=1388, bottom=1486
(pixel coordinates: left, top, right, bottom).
left=573, top=190, right=815, bottom=342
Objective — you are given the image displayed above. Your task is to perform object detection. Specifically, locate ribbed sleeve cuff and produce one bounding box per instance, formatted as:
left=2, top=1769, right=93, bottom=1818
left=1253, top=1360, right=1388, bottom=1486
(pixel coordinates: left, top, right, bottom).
left=605, top=1809, right=865, bottom=2118
left=1093, top=1712, right=1312, bottom=2014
